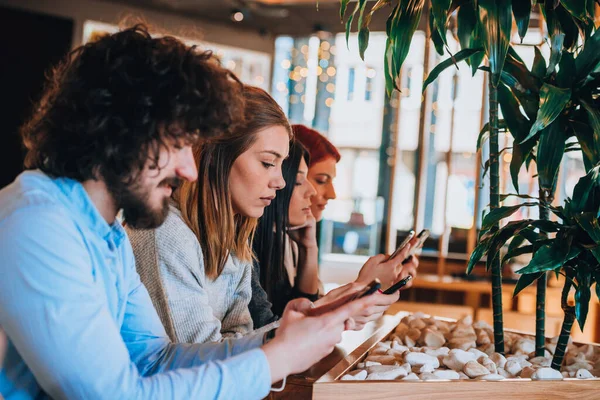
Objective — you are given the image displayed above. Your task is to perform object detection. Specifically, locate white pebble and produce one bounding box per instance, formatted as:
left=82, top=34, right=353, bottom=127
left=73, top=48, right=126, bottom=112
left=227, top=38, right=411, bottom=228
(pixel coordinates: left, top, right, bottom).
left=532, top=367, right=563, bottom=380
left=341, top=369, right=367, bottom=380
left=576, top=369, right=594, bottom=379
left=405, top=352, right=440, bottom=368
left=433, top=369, right=461, bottom=380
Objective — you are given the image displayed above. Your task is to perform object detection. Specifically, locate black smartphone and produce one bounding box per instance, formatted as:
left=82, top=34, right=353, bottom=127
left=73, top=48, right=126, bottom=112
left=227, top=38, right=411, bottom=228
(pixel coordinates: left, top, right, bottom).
left=403, top=229, right=430, bottom=262
left=306, top=279, right=381, bottom=317
left=382, top=275, right=413, bottom=295
left=387, top=230, right=415, bottom=261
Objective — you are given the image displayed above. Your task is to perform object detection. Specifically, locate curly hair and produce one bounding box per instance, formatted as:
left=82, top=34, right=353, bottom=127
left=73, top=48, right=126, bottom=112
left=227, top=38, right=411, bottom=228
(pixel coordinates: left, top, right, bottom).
left=20, top=24, right=244, bottom=183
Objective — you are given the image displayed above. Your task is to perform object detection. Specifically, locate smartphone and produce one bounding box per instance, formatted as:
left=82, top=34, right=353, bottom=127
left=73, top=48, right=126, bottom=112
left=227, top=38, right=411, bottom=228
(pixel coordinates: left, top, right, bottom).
left=403, top=229, right=430, bottom=262
left=306, top=279, right=381, bottom=317
left=387, top=230, right=415, bottom=261
left=382, top=275, right=413, bottom=295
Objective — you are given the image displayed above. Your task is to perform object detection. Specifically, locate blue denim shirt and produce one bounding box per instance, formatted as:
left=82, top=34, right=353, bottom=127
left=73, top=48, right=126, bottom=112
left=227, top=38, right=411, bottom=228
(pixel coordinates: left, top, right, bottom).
left=0, top=170, right=271, bottom=399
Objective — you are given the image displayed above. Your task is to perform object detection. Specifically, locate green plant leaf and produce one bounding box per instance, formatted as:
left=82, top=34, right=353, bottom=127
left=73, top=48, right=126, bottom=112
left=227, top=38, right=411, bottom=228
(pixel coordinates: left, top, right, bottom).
left=556, top=50, right=576, bottom=89
left=479, top=0, right=512, bottom=87
left=340, top=0, right=350, bottom=21
left=467, top=235, right=492, bottom=274
left=423, top=48, right=484, bottom=92
left=575, top=268, right=592, bottom=330
left=387, top=0, right=425, bottom=94
left=516, top=241, right=569, bottom=274
left=512, top=0, right=531, bottom=42
left=594, top=270, right=600, bottom=302
left=575, top=22, right=600, bottom=82
left=470, top=18, right=487, bottom=76
left=531, top=46, right=547, bottom=79
left=543, top=3, right=565, bottom=76
left=556, top=5, right=583, bottom=51
left=503, top=244, right=534, bottom=265
left=498, top=83, right=530, bottom=141
left=537, top=120, right=566, bottom=192
left=429, top=11, right=446, bottom=56
left=514, top=271, right=544, bottom=297
left=481, top=203, right=538, bottom=230
left=561, top=0, right=590, bottom=21
left=570, top=166, right=600, bottom=213
left=571, top=120, right=598, bottom=171
left=529, top=219, right=561, bottom=233
left=581, top=100, right=600, bottom=161
left=477, top=120, right=507, bottom=152
left=499, top=193, right=539, bottom=202
left=522, top=84, right=571, bottom=143
left=457, top=1, right=477, bottom=51
left=359, top=27, right=370, bottom=60
left=574, top=212, right=600, bottom=243
left=432, top=0, right=452, bottom=46
left=357, top=0, right=371, bottom=60
left=485, top=220, right=535, bottom=271
left=384, top=37, right=395, bottom=94
left=345, top=2, right=360, bottom=49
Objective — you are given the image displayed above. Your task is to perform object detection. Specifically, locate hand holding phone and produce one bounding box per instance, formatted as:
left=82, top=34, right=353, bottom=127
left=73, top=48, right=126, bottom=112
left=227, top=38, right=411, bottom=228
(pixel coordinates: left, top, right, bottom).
left=306, top=279, right=381, bottom=317
left=387, top=230, right=415, bottom=261
left=403, top=229, right=430, bottom=262
left=382, top=275, right=413, bottom=295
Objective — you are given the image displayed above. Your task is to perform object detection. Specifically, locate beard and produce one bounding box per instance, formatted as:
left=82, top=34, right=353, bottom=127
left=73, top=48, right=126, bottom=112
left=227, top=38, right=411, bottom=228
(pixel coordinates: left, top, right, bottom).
left=106, top=173, right=181, bottom=230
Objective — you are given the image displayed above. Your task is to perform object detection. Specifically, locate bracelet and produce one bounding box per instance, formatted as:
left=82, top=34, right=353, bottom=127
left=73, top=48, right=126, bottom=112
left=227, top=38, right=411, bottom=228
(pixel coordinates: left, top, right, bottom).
left=264, top=328, right=277, bottom=343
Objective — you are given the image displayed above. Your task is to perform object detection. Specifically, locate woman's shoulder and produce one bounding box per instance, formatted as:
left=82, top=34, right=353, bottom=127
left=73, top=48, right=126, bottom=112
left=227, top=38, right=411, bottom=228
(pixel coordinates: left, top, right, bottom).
left=155, top=204, right=202, bottom=251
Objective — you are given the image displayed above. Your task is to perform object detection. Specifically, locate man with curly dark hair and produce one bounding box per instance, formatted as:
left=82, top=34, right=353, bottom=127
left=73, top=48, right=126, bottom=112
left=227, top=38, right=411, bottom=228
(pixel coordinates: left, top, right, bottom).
left=0, top=26, right=370, bottom=400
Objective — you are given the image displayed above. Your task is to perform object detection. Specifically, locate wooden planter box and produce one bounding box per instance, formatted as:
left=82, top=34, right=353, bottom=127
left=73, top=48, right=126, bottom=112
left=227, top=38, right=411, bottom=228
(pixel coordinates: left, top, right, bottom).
left=271, top=303, right=600, bottom=399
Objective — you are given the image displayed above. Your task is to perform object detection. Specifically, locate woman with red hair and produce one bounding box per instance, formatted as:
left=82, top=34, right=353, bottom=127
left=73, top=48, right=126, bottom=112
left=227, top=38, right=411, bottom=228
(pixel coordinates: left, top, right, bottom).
left=292, top=124, right=419, bottom=287
left=292, top=125, right=341, bottom=222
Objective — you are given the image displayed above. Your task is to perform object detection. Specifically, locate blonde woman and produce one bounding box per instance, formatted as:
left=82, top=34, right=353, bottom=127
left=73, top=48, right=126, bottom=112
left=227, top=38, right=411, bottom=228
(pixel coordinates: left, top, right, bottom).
left=127, top=86, right=289, bottom=343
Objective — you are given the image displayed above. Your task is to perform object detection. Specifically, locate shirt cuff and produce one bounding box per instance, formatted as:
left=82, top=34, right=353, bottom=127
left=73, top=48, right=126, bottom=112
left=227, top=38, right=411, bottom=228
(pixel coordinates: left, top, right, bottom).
left=227, top=348, right=272, bottom=398
left=229, top=330, right=266, bottom=356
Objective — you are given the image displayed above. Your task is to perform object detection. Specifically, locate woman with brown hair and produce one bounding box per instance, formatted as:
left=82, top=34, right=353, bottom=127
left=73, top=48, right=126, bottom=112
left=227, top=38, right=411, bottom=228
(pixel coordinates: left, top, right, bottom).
left=249, top=125, right=420, bottom=329
left=294, top=124, right=419, bottom=286
left=127, top=85, right=290, bottom=343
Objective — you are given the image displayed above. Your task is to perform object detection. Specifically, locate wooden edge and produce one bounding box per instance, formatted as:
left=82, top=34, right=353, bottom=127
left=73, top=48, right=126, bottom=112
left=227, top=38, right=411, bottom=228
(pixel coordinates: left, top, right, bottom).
left=314, top=311, right=406, bottom=383
left=313, top=378, right=600, bottom=399
left=312, top=303, right=600, bottom=385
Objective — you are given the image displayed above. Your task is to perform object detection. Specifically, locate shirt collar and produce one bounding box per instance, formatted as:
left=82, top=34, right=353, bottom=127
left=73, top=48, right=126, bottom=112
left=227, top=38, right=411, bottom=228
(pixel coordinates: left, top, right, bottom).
left=53, top=176, right=126, bottom=250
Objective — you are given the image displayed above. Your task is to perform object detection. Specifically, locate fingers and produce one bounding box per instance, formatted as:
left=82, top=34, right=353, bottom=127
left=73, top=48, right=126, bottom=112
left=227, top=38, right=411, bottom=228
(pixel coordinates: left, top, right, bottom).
left=284, top=297, right=315, bottom=313
left=367, top=253, right=389, bottom=265
left=322, top=295, right=371, bottom=326
left=344, top=317, right=356, bottom=331
left=390, top=243, right=411, bottom=263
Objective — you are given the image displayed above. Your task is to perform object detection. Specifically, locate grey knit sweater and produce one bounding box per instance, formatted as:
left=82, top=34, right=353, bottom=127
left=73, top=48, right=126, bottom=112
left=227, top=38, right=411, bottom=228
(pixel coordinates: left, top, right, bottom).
left=126, top=204, right=254, bottom=344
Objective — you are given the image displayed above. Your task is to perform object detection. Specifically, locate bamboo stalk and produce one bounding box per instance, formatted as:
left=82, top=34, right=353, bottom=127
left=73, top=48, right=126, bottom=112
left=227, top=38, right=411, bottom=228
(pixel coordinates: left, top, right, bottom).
left=489, top=72, right=505, bottom=355
left=551, top=273, right=575, bottom=370
left=535, top=189, right=551, bottom=357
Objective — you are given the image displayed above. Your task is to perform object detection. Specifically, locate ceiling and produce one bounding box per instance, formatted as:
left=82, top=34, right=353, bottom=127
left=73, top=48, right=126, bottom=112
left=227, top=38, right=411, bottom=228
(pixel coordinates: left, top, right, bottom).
left=100, top=0, right=393, bottom=37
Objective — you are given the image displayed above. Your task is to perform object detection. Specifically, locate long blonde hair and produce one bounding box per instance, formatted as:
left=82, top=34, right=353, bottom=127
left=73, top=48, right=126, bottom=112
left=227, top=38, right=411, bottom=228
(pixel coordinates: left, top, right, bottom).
left=177, top=86, right=292, bottom=279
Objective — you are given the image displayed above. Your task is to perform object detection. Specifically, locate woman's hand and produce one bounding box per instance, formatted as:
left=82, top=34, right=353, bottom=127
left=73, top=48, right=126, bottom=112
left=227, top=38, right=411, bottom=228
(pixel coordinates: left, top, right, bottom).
left=314, top=282, right=399, bottom=331
left=287, top=213, right=318, bottom=249
left=398, top=255, right=419, bottom=289
left=356, top=236, right=422, bottom=289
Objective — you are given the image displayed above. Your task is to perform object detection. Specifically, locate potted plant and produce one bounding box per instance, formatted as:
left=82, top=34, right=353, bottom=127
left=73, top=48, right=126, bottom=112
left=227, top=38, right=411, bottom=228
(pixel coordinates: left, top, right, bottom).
left=340, top=0, right=599, bottom=362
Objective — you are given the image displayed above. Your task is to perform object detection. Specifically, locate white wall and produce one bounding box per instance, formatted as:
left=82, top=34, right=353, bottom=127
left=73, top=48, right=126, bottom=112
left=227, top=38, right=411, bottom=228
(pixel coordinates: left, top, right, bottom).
left=0, top=0, right=275, bottom=54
